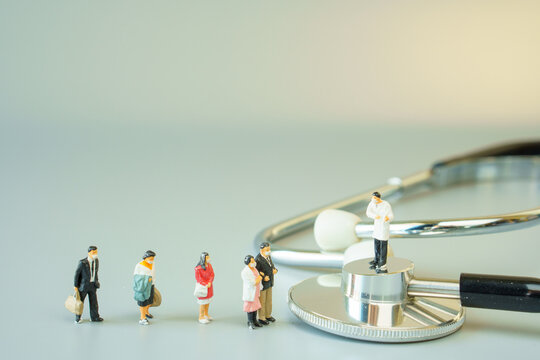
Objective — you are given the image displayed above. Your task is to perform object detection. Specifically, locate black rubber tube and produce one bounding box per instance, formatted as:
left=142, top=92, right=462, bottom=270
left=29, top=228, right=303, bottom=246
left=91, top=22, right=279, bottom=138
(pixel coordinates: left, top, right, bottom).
left=460, top=273, right=540, bottom=313
left=433, top=140, right=540, bottom=169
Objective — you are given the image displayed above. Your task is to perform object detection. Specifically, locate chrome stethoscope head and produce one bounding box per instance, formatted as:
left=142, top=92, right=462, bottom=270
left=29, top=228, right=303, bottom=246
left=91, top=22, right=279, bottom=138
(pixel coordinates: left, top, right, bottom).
left=288, top=257, right=463, bottom=342
left=254, top=141, right=540, bottom=342
left=288, top=257, right=540, bottom=342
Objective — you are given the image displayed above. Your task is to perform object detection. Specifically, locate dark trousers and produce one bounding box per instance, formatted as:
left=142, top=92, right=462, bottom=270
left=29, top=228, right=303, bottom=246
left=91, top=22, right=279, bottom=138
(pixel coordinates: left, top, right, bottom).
left=76, top=289, right=100, bottom=321
left=247, top=311, right=257, bottom=324
left=374, top=239, right=388, bottom=266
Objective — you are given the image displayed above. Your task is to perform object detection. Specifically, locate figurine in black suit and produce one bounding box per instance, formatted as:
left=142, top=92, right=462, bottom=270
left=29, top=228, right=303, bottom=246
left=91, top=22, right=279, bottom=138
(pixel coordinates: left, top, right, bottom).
left=255, top=242, right=278, bottom=325
left=73, top=246, right=103, bottom=323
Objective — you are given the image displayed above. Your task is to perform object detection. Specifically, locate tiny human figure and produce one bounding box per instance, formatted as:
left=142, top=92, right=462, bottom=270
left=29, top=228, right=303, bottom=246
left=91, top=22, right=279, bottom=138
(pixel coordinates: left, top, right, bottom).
left=133, top=250, right=156, bottom=325
left=73, top=246, right=103, bottom=323
left=366, top=191, right=394, bottom=271
left=255, top=242, right=278, bottom=325
left=241, top=255, right=263, bottom=330
left=195, top=252, right=215, bottom=324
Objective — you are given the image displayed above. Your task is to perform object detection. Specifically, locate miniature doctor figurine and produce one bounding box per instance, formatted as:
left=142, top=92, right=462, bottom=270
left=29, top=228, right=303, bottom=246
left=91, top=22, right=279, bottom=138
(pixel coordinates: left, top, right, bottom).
left=255, top=242, right=278, bottom=325
left=195, top=252, right=214, bottom=324
left=133, top=250, right=156, bottom=325
left=73, top=246, right=103, bottom=323
left=241, top=255, right=263, bottom=330
left=366, top=192, right=394, bottom=271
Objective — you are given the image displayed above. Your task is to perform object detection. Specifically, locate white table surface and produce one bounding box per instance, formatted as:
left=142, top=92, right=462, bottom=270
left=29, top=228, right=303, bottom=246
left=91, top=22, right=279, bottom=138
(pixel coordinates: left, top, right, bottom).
left=1, top=122, right=539, bottom=359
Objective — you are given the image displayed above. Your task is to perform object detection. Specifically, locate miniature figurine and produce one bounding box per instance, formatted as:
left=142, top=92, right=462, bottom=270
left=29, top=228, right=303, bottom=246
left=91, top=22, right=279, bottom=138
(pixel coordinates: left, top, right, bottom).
left=133, top=250, right=156, bottom=325
left=255, top=242, right=278, bottom=324
left=241, top=255, right=263, bottom=330
left=194, top=252, right=214, bottom=324
left=366, top=192, right=394, bottom=271
left=73, top=246, right=103, bottom=323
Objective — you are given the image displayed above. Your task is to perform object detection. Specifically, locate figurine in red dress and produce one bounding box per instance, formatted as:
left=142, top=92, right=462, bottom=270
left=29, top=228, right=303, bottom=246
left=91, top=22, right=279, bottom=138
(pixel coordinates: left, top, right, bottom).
left=194, top=252, right=214, bottom=324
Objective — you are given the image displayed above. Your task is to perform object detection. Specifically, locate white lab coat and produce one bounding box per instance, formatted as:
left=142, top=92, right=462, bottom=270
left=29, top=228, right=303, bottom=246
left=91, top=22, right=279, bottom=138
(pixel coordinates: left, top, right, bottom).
left=241, top=265, right=262, bottom=302
left=366, top=199, right=394, bottom=240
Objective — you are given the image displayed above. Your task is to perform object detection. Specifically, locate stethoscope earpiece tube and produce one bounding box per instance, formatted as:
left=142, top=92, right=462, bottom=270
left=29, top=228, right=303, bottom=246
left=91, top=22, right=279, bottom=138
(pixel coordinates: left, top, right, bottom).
left=459, top=274, right=540, bottom=313
left=433, top=140, right=540, bottom=169
left=257, top=140, right=540, bottom=268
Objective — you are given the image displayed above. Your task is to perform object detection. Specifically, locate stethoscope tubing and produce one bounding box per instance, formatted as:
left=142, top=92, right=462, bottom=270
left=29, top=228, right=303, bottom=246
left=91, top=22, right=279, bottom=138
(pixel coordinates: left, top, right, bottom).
left=255, top=141, right=540, bottom=268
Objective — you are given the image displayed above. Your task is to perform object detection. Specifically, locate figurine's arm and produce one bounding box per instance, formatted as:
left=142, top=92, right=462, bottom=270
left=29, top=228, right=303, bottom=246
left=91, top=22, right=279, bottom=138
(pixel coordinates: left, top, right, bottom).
left=255, top=258, right=265, bottom=276
left=386, top=205, right=394, bottom=222
left=366, top=202, right=376, bottom=219
left=133, top=274, right=151, bottom=293
left=241, top=268, right=256, bottom=286
left=271, top=259, right=278, bottom=274
left=256, top=258, right=270, bottom=281
left=195, top=268, right=207, bottom=286
left=74, top=261, right=82, bottom=289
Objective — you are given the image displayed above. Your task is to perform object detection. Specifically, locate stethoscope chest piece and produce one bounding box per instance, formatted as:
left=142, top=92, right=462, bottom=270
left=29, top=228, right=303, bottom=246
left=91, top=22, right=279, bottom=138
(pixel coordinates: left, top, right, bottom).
left=288, top=257, right=465, bottom=343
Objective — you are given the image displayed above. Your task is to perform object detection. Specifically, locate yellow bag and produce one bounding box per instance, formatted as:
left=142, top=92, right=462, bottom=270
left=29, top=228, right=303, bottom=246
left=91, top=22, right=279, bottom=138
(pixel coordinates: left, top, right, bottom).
left=151, top=287, right=162, bottom=307
left=65, top=290, right=83, bottom=315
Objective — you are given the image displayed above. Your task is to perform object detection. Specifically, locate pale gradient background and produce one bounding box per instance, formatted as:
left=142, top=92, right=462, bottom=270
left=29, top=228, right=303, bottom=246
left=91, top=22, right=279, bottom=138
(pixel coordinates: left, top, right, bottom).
left=0, top=1, right=539, bottom=360
left=1, top=0, right=540, bottom=126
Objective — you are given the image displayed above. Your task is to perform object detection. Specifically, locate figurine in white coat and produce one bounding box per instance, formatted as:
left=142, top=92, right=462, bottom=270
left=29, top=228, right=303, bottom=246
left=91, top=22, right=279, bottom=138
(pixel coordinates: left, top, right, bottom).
left=366, top=192, right=394, bottom=271
left=241, top=255, right=263, bottom=330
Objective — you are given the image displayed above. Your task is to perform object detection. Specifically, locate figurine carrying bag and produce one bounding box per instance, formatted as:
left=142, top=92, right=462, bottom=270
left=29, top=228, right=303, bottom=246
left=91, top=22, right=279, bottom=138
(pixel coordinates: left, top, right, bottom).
left=65, top=289, right=83, bottom=315
left=193, top=283, right=207, bottom=298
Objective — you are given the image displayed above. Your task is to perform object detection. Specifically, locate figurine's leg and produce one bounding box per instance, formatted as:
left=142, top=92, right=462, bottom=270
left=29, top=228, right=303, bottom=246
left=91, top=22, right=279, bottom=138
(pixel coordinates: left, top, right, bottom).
left=199, top=305, right=205, bottom=320
left=370, top=239, right=378, bottom=266
left=204, top=304, right=209, bottom=317
left=87, top=290, right=100, bottom=321
left=76, top=291, right=87, bottom=322
left=258, top=290, right=267, bottom=320
left=253, top=311, right=262, bottom=326
left=371, top=239, right=381, bottom=268
left=247, top=312, right=256, bottom=329
left=265, top=287, right=273, bottom=319
left=380, top=240, right=388, bottom=266
left=139, top=306, right=146, bottom=320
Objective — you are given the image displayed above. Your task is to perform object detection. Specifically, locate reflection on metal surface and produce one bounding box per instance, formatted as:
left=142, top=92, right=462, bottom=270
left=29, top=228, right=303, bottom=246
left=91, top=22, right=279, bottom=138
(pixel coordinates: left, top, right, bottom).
left=288, top=258, right=465, bottom=342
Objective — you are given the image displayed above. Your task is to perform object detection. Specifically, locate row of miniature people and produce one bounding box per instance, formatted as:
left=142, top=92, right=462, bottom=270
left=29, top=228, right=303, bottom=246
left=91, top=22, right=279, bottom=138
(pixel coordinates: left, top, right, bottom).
left=68, top=242, right=277, bottom=329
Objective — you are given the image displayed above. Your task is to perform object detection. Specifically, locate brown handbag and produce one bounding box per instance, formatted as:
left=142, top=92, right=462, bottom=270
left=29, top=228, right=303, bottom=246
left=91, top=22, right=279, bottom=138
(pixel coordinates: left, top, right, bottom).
left=151, top=287, right=162, bottom=307
left=65, top=289, right=84, bottom=315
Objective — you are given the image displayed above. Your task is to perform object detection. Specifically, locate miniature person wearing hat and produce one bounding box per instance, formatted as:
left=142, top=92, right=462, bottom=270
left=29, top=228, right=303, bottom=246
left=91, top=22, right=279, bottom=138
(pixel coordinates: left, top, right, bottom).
left=73, top=246, right=103, bottom=323
left=366, top=192, right=394, bottom=271
left=133, top=250, right=156, bottom=325
left=255, top=242, right=278, bottom=325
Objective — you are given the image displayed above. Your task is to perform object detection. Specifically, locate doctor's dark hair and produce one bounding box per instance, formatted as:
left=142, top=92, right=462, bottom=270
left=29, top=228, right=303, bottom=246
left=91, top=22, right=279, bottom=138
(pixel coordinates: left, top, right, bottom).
left=372, top=192, right=381, bottom=198
left=259, top=242, right=270, bottom=249
left=88, top=246, right=97, bottom=252
left=244, top=255, right=254, bottom=265
left=143, top=250, right=156, bottom=259
left=197, top=252, right=209, bottom=270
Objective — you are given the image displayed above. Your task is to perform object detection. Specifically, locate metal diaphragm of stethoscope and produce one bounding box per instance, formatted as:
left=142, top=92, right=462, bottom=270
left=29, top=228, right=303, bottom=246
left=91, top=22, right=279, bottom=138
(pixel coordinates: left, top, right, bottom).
left=255, top=141, right=540, bottom=342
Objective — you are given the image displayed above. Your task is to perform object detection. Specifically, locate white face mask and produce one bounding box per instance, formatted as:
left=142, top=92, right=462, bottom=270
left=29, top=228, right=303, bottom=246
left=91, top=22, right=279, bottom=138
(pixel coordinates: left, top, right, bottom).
left=249, top=262, right=256, bottom=268
left=92, top=255, right=98, bottom=260
left=265, top=251, right=271, bottom=256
